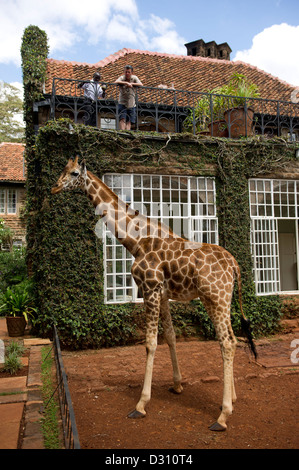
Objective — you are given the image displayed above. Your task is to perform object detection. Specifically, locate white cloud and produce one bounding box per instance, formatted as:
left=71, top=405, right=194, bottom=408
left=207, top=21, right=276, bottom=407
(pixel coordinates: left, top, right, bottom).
left=0, top=0, right=186, bottom=66
left=150, top=30, right=186, bottom=55
left=106, top=14, right=138, bottom=44
left=233, top=23, right=299, bottom=87
left=138, top=14, right=186, bottom=55
left=145, top=14, right=175, bottom=36
left=10, top=81, right=23, bottom=95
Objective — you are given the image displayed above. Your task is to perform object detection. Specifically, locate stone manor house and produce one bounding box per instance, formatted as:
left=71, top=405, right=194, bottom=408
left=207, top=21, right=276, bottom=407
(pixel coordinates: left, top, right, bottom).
left=27, top=35, right=299, bottom=303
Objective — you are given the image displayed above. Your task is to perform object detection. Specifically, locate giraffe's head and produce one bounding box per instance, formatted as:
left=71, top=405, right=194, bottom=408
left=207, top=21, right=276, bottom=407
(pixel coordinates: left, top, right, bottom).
left=51, top=156, right=86, bottom=194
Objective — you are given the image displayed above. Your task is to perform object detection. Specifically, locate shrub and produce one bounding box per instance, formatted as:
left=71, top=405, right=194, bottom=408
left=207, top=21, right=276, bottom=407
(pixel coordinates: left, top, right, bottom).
left=0, top=248, right=27, bottom=294
left=5, top=340, right=24, bottom=357
left=0, top=218, right=14, bottom=250
left=4, top=352, right=22, bottom=375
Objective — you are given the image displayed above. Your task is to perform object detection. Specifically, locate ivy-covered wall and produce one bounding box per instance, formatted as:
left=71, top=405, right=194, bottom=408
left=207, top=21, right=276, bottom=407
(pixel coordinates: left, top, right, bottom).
left=22, top=25, right=298, bottom=349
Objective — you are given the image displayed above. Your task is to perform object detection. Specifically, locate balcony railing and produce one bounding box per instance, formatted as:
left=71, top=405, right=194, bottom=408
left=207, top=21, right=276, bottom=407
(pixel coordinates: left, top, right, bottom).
left=49, top=78, right=299, bottom=141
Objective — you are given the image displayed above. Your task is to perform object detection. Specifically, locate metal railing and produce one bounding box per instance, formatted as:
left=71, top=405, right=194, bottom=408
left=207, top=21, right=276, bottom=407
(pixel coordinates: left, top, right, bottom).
left=53, top=325, right=80, bottom=449
left=49, top=78, right=299, bottom=140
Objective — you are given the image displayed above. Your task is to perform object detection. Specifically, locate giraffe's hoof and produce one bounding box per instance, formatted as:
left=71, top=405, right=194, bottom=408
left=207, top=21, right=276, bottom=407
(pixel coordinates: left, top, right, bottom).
left=127, top=409, right=146, bottom=419
left=209, top=422, right=227, bottom=432
left=168, top=386, right=182, bottom=395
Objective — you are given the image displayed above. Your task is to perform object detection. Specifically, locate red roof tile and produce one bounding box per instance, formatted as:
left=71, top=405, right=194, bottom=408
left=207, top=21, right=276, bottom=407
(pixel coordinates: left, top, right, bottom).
left=0, top=143, right=26, bottom=182
left=45, top=48, right=297, bottom=102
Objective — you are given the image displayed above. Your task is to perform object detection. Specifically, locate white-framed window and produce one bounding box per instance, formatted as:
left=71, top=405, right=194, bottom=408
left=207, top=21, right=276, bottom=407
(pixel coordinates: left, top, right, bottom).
left=13, top=240, right=23, bottom=249
left=102, top=174, right=218, bottom=303
left=249, top=179, right=299, bottom=295
left=0, top=189, right=17, bottom=215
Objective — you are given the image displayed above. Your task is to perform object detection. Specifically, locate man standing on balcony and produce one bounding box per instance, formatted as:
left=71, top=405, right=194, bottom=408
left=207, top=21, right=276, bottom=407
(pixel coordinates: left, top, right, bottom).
left=115, top=65, right=143, bottom=130
left=78, top=72, right=106, bottom=127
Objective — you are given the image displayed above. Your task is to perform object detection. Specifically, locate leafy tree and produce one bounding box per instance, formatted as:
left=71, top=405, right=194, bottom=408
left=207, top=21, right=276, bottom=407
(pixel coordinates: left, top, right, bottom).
left=0, top=81, right=24, bottom=142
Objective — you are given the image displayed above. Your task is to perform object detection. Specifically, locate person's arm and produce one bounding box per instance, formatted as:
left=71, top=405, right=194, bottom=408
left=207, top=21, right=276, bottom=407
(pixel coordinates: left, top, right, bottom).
left=132, top=76, right=143, bottom=87
left=115, top=76, right=130, bottom=87
left=98, top=85, right=106, bottom=99
left=101, top=85, right=106, bottom=98
left=77, top=80, right=88, bottom=89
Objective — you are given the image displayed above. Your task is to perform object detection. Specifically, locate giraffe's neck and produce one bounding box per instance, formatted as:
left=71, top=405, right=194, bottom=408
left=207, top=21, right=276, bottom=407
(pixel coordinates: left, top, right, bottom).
left=84, top=171, right=179, bottom=255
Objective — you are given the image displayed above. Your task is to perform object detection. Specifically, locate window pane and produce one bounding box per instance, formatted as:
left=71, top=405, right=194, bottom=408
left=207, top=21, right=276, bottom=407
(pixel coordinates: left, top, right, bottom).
left=0, top=190, right=5, bottom=214
left=7, top=190, right=16, bottom=214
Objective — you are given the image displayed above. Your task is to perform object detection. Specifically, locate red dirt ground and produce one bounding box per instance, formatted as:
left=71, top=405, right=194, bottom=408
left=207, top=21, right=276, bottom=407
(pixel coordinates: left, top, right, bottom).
left=62, top=332, right=299, bottom=450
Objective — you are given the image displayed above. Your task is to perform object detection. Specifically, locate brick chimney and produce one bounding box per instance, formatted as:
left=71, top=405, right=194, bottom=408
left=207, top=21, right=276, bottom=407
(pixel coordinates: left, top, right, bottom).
left=185, top=39, right=232, bottom=60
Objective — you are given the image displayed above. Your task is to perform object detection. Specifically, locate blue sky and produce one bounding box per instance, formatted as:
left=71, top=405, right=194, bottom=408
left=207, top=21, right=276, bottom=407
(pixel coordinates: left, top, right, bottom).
left=1, top=0, right=299, bottom=88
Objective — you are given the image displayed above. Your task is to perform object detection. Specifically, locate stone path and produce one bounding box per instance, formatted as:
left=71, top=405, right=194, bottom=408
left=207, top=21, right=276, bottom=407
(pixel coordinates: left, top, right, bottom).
left=0, top=318, right=52, bottom=449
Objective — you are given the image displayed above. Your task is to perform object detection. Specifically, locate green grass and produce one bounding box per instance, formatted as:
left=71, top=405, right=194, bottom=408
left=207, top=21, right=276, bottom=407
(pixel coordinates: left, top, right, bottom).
left=40, top=346, right=62, bottom=449
left=0, top=390, right=26, bottom=397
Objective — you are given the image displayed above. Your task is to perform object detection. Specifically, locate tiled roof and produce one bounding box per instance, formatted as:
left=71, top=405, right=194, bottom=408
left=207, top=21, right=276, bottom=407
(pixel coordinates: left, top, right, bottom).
left=0, top=143, right=26, bottom=182
left=45, top=48, right=297, bottom=102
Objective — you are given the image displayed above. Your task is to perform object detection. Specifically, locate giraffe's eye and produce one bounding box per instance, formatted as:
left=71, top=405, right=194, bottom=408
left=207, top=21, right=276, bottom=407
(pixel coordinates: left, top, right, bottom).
left=71, top=171, right=80, bottom=177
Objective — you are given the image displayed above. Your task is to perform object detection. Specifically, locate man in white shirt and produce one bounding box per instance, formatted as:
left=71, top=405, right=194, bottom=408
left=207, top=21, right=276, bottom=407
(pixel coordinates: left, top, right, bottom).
left=115, top=65, right=143, bottom=130
left=78, top=72, right=106, bottom=126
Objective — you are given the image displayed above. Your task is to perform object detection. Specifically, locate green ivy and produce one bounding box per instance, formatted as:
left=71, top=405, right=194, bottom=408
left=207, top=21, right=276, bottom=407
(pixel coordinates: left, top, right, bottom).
left=21, top=25, right=48, bottom=147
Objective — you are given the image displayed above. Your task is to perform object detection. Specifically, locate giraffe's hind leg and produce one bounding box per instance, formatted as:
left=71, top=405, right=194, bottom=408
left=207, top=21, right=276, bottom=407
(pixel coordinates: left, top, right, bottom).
left=200, top=292, right=237, bottom=432
left=209, top=320, right=237, bottom=431
left=160, top=296, right=183, bottom=395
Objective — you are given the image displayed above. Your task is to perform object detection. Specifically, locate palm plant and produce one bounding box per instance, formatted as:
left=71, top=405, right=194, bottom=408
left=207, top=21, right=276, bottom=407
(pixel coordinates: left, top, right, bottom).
left=0, top=282, right=37, bottom=322
left=184, top=73, right=259, bottom=134
left=184, top=86, right=229, bottom=133
left=223, top=72, right=260, bottom=107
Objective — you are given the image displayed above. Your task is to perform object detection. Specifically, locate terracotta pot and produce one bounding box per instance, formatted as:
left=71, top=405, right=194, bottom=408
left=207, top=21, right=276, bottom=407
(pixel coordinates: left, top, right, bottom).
left=224, top=107, right=254, bottom=138
left=208, top=120, right=228, bottom=137
left=6, top=316, right=27, bottom=337
left=198, top=130, right=210, bottom=136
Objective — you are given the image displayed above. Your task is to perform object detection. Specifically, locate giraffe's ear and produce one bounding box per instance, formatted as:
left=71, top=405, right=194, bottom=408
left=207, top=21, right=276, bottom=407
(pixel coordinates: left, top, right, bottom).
left=80, top=159, right=87, bottom=176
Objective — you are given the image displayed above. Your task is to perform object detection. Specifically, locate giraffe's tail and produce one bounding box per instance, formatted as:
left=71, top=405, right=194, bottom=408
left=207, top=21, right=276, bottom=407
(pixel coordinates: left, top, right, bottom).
left=234, top=264, right=258, bottom=360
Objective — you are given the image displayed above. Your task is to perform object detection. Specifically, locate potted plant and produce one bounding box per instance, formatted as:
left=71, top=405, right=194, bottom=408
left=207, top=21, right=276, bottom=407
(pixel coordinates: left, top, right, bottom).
left=184, top=73, right=259, bottom=138
left=222, top=73, right=260, bottom=138
left=184, top=87, right=229, bottom=137
left=0, top=283, right=36, bottom=337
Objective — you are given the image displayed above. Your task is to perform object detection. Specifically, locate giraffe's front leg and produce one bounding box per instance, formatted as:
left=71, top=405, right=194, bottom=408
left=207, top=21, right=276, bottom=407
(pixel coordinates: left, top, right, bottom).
left=128, top=289, right=161, bottom=419
left=160, top=296, right=183, bottom=395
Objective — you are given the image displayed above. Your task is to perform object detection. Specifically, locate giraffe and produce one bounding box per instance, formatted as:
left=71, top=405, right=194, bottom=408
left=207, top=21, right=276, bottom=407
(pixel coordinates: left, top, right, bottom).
left=51, top=156, right=257, bottom=431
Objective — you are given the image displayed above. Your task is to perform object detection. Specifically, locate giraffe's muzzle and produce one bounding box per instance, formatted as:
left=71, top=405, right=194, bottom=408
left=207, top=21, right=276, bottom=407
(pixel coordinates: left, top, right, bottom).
left=51, top=185, right=62, bottom=194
